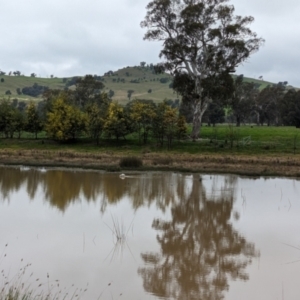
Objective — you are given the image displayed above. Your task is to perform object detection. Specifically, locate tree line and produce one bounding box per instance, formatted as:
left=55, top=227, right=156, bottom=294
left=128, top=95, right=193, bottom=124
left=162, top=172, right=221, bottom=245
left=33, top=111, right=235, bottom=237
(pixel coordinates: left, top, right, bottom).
left=180, top=75, right=300, bottom=128
left=1, top=73, right=300, bottom=148
left=0, top=75, right=187, bottom=149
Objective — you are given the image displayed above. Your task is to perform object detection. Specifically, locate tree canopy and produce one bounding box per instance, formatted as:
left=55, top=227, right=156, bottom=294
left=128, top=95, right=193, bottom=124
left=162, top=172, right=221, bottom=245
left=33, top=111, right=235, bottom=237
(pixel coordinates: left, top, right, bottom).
left=45, top=95, right=87, bottom=141
left=141, top=0, right=264, bottom=139
left=74, top=75, right=105, bottom=108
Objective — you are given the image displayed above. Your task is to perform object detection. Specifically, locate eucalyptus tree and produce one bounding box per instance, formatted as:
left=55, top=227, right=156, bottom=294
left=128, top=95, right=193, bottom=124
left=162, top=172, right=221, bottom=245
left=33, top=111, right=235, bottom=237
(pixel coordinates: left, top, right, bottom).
left=230, top=75, right=259, bottom=126
left=256, top=82, right=287, bottom=126
left=0, top=99, right=24, bottom=138
left=85, top=94, right=110, bottom=145
left=141, top=0, right=264, bottom=139
left=279, top=89, right=300, bottom=128
left=74, top=75, right=105, bottom=108
left=204, top=101, right=225, bottom=126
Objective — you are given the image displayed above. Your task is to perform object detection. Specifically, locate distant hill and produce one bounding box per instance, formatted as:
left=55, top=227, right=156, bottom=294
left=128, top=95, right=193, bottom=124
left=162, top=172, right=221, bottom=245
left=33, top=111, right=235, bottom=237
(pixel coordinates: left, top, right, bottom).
left=0, top=66, right=294, bottom=103
left=0, top=75, right=66, bottom=101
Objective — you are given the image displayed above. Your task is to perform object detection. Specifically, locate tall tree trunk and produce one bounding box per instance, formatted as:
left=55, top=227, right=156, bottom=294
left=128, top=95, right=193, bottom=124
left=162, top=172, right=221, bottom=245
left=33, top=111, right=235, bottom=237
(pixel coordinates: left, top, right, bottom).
left=191, top=97, right=209, bottom=141
left=192, top=104, right=201, bottom=141
left=236, top=115, right=241, bottom=127
left=255, top=111, right=260, bottom=126
left=275, top=115, right=279, bottom=126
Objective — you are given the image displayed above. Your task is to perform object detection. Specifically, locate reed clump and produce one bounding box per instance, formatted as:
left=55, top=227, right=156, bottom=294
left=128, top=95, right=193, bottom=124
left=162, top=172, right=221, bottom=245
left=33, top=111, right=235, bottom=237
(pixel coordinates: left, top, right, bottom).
left=0, top=244, right=88, bottom=300
left=0, top=268, right=88, bottom=300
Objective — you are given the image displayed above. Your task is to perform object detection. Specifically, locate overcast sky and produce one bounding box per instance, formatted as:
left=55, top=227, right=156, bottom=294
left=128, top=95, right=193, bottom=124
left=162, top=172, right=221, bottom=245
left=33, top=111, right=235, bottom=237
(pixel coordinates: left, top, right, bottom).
left=1, top=0, right=299, bottom=86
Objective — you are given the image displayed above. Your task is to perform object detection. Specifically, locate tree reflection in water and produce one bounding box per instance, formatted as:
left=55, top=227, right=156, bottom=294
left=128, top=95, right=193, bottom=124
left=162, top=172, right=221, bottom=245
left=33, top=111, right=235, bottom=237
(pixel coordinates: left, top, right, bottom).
left=0, top=167, right=259, bottom=298
left=138, top=174, right=259, bottom=300
left=0, top=167, right=177, bottom=212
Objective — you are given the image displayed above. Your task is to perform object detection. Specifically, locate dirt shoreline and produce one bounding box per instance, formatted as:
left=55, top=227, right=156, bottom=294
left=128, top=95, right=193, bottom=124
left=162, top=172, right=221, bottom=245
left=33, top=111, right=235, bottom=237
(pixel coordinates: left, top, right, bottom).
left=1, top=149, right=300, bottom=177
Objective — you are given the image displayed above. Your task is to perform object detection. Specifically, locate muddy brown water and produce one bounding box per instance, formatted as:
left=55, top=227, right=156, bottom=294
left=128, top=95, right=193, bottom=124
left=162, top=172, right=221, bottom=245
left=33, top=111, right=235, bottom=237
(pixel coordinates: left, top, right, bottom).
left=0, top=166, right=300, bottom=299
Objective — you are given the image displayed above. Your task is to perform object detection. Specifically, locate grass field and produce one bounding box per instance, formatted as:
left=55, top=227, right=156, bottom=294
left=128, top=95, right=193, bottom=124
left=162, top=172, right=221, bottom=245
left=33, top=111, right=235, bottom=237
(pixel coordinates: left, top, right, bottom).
left=1, top=125, right=300, bottom=177
left=102, top=66, right=175, bottom=103
left=1, top=125, right=300, bottom=156
left=193, top=124, right=300, bottom=155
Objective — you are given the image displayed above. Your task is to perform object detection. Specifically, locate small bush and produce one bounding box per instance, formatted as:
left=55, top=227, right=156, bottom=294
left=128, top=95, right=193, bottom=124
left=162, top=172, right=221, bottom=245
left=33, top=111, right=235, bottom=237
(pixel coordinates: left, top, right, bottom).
left=22, top=83, right=48, bottom=97
left=119, top=156, right=143, bottom=168
left=159, top=77, right=169, bottom=84
left=262, top=144, right=276, bottom=150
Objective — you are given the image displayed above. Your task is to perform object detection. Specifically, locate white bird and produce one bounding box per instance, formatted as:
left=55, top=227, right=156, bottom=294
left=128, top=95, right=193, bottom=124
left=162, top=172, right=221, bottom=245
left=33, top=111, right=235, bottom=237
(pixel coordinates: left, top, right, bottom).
left=119, top=173, right=126, bottom=179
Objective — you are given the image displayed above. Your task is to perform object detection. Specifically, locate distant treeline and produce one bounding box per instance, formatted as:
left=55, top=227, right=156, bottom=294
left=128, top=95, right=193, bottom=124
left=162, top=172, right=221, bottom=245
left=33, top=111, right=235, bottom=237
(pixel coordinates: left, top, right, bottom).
left=180, top=76, right=300, bottom=128
left=0, top=75, right=187, bottom=149
left=1, top=74, right=300, bottom=147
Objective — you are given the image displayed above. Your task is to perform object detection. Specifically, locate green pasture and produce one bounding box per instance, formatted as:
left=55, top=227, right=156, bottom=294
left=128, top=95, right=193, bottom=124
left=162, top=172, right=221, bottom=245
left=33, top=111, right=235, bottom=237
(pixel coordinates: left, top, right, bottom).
left=1, top=125, right=300, bottom=156
left=183, top=125, right=300, bottom=155
left=103, top=66, right=175, bottom=104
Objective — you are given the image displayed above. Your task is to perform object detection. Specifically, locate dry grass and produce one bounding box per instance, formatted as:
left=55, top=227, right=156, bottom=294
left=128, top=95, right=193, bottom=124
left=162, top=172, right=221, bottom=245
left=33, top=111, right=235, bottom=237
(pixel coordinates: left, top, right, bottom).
left=0, top=149, right=300, bottom=177
left=0, top=244, right=88, bottom=300
left=151, top=157, right=173, bottom=166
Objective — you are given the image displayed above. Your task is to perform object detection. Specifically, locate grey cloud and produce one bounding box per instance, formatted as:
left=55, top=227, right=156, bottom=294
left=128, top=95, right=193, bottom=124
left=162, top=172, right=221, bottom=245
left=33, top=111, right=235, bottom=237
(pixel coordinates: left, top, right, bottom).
left=0, top=0, right=299, bottom=87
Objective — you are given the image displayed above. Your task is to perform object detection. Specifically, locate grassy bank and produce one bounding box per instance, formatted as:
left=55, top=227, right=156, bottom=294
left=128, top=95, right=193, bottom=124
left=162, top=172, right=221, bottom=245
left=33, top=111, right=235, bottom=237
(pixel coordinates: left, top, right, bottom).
left=2, top=125, right=300, bottom=153
left=1, top=148, right=300, bottom=177
left=1, top=125, right=300, bottom=177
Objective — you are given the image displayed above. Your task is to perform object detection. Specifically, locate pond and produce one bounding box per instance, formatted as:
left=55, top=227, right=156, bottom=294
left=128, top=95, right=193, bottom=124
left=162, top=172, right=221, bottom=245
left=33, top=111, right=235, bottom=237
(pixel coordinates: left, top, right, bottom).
left=0, top=166, right=300, bottom=300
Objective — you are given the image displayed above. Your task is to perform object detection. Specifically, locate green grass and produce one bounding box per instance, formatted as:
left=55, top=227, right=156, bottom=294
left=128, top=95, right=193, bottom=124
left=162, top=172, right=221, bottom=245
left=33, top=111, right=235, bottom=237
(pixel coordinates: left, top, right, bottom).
left=173, top=124, right=299, bottom=155
left=232, top=75, right=272, bottom=90
left=1, top=125, right=300, bottom=156
left=102, top=66, right=175, bottom=104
